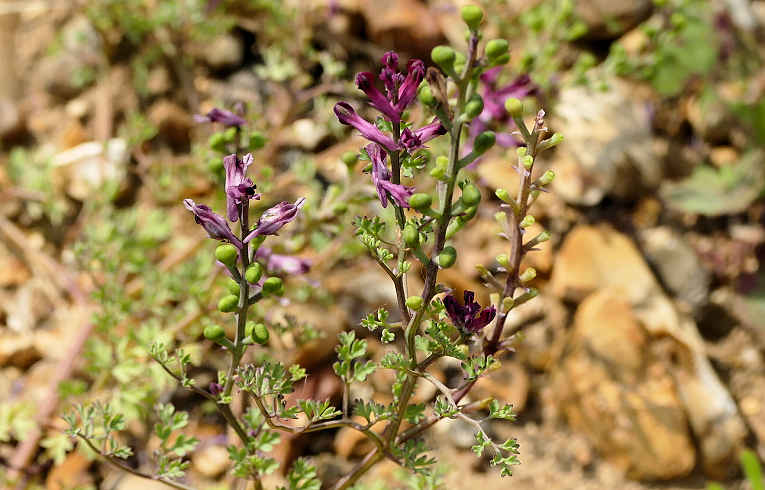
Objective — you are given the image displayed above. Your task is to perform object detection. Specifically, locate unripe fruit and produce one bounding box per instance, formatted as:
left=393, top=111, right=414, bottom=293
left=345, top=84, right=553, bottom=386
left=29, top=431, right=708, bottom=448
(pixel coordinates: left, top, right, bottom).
left=437, top=246, right=457, bottom=268
left=341, top=151, right=358, bottom=167
left=409, top=193, right=433, bottom=210
left=209, top=132, right=226, bottom=152
left=226, top=278, right=241, bottom=295
left=262, top=277, right=284, bottom=296
left=474, top=131, right=495, bottom=154
left=536, top=230, right=551, bottom=243
left=431, top=46, right=456, bottom=68
left=403, top=223, right=420, bottom=247
left=246, top=322, right=269, bottom=345
left=539, top=169, right=555, bottom=185
left=461, top=5, right=484, bottom=30
left=461, top=183, right=481, bottom=206
left=406, top=295, right=424, bottom=310
left=495, top=188, right=512, bottom=203
left=485, top=39, right=509, bottom=60
left=418, top=85, right=436, bottom=106
left=520, top=215, right=535, bottom=228
left=463, top=205, right=478, bottom=220
left=505, top=97, right=523, bottom=117
left=521, top=155, right=534, bottom=169
left=218, top=294, right=239, bottom=312
left=245, top=263, right=263, bottom=284
left=465, top=96, right=484, bottom=120
left=215, top=244, right=239, bottom=267
left=496, top=253, right=510, bottom=268
left=489, top=53, right=510, bottom=66
left=519, top=267, right=537, bottom=283
left=204, top=324, right=226, bottom=341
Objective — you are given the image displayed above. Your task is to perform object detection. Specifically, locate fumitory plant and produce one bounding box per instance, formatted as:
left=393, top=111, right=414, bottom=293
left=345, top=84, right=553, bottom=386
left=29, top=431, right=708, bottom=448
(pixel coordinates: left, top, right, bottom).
left=65, top=5, right=562, bottom=489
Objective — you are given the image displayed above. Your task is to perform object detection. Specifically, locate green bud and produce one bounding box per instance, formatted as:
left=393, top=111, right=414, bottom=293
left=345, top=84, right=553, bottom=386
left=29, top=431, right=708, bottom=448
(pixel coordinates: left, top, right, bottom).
left=406, top=295, right=424, bottom=310
left=494, top=211, right=507, bottom=224
left=516, top=146, right=528, bottom=157
left=474, top=131, right=496, bottom=154
left=495, top=188, right=512, bottom=203
left=496, top=253, right=510, bottom=268
left=208, top=157, right=224, bottom=174
left=246, top=322, right=269, bottom=345
left=209, top=132, right=226, bottom=153
left=529, top=189, right=540, bottom=200
left=245, top=263, right=263, bottom=284
left=536, top=230, right=551, bottom=243
left=519, top=267, right=537, bottom=283
left=332, top=202, right=349, bottom=215
left=505, top=97, right=523, bottom=117
left=409, top=193, right=433, bottom=210
left=485, top=39, right=509, bottom=60
left=218, top=294, right=239, bottom=313
left=262, top=277, right=284, bottom=296
left=670, top=12, right=685, bottom=29
left=403, top=223, right=420, bottom=247
left=453, top=52, right=467, bottom=74
left=341, top=151, right=358, bottom=167
left=436, top=155, right=449, bottom=167
left=215, top=244, right=239, bottom=267
left=461, top=5, right=484, bottom=30
left=431, top=45, right=456, bottom=69
left=204, top=324, right=226, bottom=341
left=463, top=205, right=478, bottom=220
left=226, top=278, right=241, bottom=295
left=465, top=96, right=484, bottom=120
left=430, top=162, right=448, bottom=181
left=418, top=85, right=436, bottom=106
left=461, top=183, right=481, bottom=206
left=249, top=131, right=266, bottom=150
left=539, top=169, right=555, bottom=185
left=437, top=246, right=457, bottom=268
left=489, top=53, right=510, bottom=67
left=520, top=215, right=535, bottom=228
left=445, top=217, right=464, bottom=239
left=522, top=155, right=534, bottom=169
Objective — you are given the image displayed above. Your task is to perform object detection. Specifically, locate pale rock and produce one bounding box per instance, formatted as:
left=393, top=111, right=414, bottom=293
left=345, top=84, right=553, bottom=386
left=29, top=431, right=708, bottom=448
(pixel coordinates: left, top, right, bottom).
left=551, top=81, right=659, bottom=206
left=638, top=226, right=709, bottom=310
left=202, top=33, right=244, bottom=70
left=290, top=118, right=329, bottom=150
left=192, top=444, right=229, bottom=478
left=51, top=139, right=128, bottom=200
left=553, top=291, right=695, bottom=479
left=359, top=0, right=443, bottom=57
left=575, top=0, right=653, bottom=40
left=709, top=146, right=738, bottom=167
left=148, top=100, right=193, bottom=148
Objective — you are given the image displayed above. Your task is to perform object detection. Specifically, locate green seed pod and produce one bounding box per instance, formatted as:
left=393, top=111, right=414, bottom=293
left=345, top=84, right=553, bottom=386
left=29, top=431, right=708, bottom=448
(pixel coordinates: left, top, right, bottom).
left=489, top=53, right=511, bottom=67
left=245, top=263, right=263, bottom=284
left=461, top=183, right=481, bottom=206
left=516, top=146, right=528, bottom=157
left=246, top=322, right=269, bottom=345
left=218, top=294, right=239, bottom=313
left=409, top=193, right=433, bottom=210
left=520, top=215, right=535, bottom=228
left=262, top=277, right=284, bottom=296
left=519, top=267, right=537, bottom=283
left=536, top=230, right=551, bottom=243
left=249, top=131, right=267, bottom=150
left=496, top=253, right=510, bottom=268
left=485, top=39, right=509, bottom=60
left=430, top=161, right=448, bottom=180
left=209, top=132, right=227, bottom=153
left=406, top=295, right=424, bottom=310
left=226, top=278, right=241, bottom=295
left=403, top=223, right=420, bottom=247
left=431, top=45, right=456, bottom=69
left=453, top=52, right=467, bottom=74
left=495, top=188, right=512, bottom=203
left=215, top=244, right=239, bottom=267
left=539, top=169, right=556, bottom=185
left=341, top=151, right=358, bottom=167
left=418, top=85, right=436, bottom=106
left=437, top=246, right=457, bottom=268
left=505, top=97, right=523, bottom=117
left=203, top=324, right=226, bottom=341
left=463, top=205, right=478, bottom=220
left=464, top=95, right=484, bottom=120
left=461, top=5, right=484, bottom=30
left=445, top=217, right=465, bottom=239
left=474, top=131, right=496, bottom=154
left=522, top=155, right=534, bottom=169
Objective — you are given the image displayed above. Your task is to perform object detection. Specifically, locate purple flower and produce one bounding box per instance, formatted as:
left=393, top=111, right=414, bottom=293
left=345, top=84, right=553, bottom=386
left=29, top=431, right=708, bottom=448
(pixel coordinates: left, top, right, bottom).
left=255, top=247, right=310, bottom=275
left=244, top=198, right=306, bottom=242
left=444, top=290, right=496, bottom=333
left=356, top=72, right=399, bottom=122
left=400, top=119, right=447, bottom=153
left=184, top=199, right=242, bottom=248
left=367, top=143, right=414, bottom=208
left=396, top=59, right=425, bottom=113
left=209, top=382, right=223, bottom=395
left=334, top=102, right=400, bottom=151
left=194, top=107, right=246, bottom=127
left=224, top=153, right=260, bottom=222
left=464, top=70, right=536, bottom=158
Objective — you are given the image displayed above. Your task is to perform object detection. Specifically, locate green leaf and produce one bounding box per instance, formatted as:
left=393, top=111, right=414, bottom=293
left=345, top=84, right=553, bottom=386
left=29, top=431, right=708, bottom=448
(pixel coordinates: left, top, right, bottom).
left=740, top=449, right=764, bottom=490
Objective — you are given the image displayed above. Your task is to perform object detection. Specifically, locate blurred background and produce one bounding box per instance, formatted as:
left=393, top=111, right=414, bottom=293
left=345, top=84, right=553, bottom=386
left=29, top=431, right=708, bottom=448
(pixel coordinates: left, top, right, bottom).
left=0, top=0, right=764, bottom=489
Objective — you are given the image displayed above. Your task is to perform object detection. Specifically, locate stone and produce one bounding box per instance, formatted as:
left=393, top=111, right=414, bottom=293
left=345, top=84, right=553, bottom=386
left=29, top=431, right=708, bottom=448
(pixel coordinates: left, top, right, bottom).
left=638, top=226, right=709, bottom=310
left=359, top=0, right=443, bottom=58
left=148, top=100, right=193, bottom=149
left=290, top=118, right=329, bottom=150
left=202, top=33, right=244, bottom=70
left=46, top=451, right=93, bottom=490
left=192, top=444, right=229, bottom=478
left=553, top=291, right=696, bottom=479
left=51, top=139, right=128, bottom=201
left=575, top=0, right=653, bottom=40
left=551, top=80, right=659, bottom=206
left=0, top=334, right=41, bottom=369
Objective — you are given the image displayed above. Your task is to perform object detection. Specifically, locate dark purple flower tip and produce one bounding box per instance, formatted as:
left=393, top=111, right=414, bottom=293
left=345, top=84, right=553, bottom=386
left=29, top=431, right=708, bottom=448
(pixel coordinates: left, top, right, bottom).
left=356, top=72, right=400, bottom=122
left=444, top=290, right=496, bottom=333
left=244, top=198, right=306, bottom=243
left=333, top=102, right=400, bottom=151
left=255, top=247, right=311, bottom=275
left=224, top=153, right=260, bottom=222
left=194, top=107, right=246, bottom=128
left=366, top=143, right=414, bottom=208
left=184, top=199, right=242, bottom=248
left=209, top=382, right=223, bottom=395
left=400, top=120, right=446, bottom=154
left=396, top=59, right=426, bottom=112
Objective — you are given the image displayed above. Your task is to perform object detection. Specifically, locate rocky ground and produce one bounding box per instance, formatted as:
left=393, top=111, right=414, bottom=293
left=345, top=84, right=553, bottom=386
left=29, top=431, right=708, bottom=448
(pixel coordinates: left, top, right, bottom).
left=1, top=0, right=765, bottom=489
